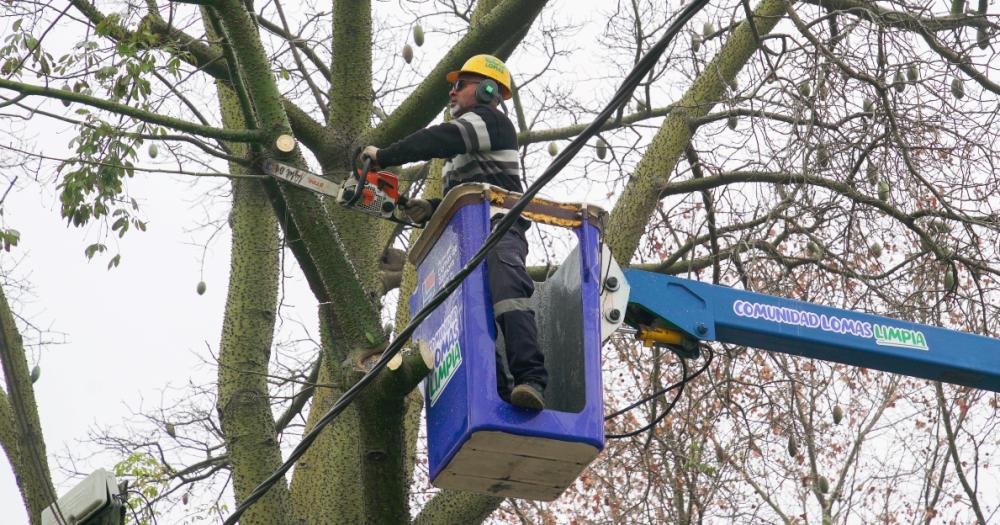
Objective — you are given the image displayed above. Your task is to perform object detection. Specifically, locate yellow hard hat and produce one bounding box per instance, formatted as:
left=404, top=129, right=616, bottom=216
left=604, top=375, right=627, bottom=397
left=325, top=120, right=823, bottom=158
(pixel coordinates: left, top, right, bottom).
left=446, top=54, right=513, bottom=100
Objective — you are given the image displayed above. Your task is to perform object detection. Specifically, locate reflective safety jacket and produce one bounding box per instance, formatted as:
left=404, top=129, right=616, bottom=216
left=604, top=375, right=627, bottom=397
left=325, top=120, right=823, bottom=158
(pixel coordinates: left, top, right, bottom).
left=376, top=104, right=521, bottom=207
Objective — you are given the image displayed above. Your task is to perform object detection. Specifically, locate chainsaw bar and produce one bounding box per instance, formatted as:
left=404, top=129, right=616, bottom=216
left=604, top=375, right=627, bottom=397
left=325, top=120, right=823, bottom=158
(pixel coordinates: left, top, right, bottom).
left=262, top=158, right=341, bottom=198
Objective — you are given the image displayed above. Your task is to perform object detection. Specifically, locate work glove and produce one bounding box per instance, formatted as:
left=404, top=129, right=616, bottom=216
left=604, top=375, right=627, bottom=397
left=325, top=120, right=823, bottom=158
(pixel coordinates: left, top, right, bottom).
left=359, top=145, right=380, bottom=168
left=402, top=198, right=434, bottom=224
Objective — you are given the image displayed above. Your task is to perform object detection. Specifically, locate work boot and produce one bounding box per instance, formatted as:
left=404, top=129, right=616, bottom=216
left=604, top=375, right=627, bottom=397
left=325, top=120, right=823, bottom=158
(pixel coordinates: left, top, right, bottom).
left=511, top=383, right=545, bottom=411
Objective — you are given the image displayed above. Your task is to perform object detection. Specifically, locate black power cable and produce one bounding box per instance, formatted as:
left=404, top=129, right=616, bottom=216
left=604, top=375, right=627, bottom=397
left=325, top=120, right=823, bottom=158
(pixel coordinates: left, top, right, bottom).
left=606, top=344, right=714, bottom=439
left=224, top=1, right=711, bottom=521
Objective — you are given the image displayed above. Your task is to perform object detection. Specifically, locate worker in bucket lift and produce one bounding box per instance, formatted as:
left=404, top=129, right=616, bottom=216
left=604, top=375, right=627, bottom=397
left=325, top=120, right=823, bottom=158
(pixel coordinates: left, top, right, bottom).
left=360, top=54, right=546, bottom=411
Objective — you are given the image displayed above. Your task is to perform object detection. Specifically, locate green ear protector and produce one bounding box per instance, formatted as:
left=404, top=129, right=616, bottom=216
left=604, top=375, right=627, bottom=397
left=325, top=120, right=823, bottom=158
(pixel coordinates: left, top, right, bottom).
left=475, top=79, right=500, bottom=104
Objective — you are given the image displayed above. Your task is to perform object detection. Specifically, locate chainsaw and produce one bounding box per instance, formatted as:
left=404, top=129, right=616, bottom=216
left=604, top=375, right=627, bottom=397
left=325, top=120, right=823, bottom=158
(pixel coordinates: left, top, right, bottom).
left=262, top=157, right=418, bottom=226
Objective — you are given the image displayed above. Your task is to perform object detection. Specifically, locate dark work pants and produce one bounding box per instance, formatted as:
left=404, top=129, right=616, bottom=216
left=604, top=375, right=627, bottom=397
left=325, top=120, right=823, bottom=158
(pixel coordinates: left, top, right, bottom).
left=487, top=218, right=547, bottom=400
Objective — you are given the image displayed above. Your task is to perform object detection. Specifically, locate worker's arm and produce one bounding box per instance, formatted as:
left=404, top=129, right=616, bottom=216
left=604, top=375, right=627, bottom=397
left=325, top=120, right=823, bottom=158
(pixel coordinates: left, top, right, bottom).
left=377, top=122, right=466, bottom=167
left=378, top=107, right=505, bottom=166
left=382, top=107, right=515, bottom=223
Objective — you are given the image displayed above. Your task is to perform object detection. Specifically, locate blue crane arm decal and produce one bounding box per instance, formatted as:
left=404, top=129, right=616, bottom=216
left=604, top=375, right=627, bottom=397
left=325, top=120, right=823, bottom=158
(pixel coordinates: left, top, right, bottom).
left=623, top=269, right=1000, bottom=393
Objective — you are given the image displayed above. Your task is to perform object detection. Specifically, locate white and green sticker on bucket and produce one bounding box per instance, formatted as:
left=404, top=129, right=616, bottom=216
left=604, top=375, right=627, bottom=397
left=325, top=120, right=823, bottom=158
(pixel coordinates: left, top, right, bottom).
left=429, top=339, right=462, bottom=406
left=428, top=305, right=463, bottom=406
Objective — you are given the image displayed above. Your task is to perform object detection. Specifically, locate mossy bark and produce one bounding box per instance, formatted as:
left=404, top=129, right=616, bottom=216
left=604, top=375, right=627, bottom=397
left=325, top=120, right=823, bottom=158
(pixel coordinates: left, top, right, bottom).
left=208, top=8, right=291, bottom=522
left=366, top=0, right=549, bottom=147
left=605, top=0, right=790, bottom=263
left=323, top=0, right=385, bottom=291
left=413, top=490, right=505, bottom=525
left=289, top=307, right=365, bottom=524
left=212, top=0, right=382, bottom=348
left=0, top=286, right=54, bottom=524
left=204, top=2, right=543, bottom=522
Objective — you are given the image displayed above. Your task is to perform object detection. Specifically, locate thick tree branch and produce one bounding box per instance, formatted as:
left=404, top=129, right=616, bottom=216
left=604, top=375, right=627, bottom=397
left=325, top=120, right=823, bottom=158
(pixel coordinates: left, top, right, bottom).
left=913, top=24, right=1000, bottom=97
left=0, top=79, right=264, bottom=142
left=413, top=490, right=504, bottom=525
left=798, top=0, right=994, bottom=32
left=366, top=0, right=549, bottom=146
left=209, top=16, right=292, bottom=521
left=605, top=0, right=789, bottom=263
left=0, top=286, right=55, bottom=523
left=69, top=1, right=329, bottom=154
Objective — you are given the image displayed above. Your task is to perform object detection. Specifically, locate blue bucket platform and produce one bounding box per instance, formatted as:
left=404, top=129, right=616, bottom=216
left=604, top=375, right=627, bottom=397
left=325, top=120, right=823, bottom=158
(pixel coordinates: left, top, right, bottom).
left=408, top=184, right=614, bottom=501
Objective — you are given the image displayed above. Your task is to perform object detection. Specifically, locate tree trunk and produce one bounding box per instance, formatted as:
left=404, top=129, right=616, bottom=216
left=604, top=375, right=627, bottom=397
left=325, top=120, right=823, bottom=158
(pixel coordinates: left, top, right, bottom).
left=0, top=286, right=55, bottom=523
left=210, top=27, right=291, bottom=523
left=606, top=0, right=790, bottom=263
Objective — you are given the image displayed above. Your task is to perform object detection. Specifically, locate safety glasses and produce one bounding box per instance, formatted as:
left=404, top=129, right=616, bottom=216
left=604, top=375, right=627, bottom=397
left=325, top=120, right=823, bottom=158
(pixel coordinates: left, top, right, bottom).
left=451, top=79, right=480, bottom=92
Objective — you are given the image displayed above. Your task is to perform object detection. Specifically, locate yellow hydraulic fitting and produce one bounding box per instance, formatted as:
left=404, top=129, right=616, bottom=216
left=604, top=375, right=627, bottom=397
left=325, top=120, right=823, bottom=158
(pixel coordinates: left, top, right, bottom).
left=636, top=325, right=685, bottom=348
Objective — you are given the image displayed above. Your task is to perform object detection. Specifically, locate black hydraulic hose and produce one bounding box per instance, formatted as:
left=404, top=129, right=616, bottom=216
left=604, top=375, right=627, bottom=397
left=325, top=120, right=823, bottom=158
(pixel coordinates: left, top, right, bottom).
left=224, top=1, right=711, bottom=521
left=605, top=344, right=714, bottom=439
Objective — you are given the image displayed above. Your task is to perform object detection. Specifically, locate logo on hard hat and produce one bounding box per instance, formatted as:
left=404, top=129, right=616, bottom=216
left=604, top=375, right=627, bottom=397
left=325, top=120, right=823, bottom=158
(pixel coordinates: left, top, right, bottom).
left=483, top=56, right=506, bottom=74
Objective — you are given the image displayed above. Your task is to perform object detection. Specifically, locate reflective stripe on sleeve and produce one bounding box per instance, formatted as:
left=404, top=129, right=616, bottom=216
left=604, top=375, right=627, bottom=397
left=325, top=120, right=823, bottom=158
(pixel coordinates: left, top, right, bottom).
left=493, top=297, right=534, bottom=318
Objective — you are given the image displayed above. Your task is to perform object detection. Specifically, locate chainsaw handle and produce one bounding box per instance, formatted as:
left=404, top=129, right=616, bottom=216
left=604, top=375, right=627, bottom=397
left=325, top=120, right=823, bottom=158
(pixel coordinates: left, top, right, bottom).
left=360, top=156, right=372, bottom=179
left=343, top=157, right=372, bottom=207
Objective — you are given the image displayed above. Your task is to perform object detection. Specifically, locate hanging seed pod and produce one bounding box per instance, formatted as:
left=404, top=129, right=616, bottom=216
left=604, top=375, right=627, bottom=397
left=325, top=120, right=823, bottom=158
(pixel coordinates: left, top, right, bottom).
left=148, top=144, right=159, bottom=159
left=727, top=115, right=738, bottom=130
left=893, top=71, right=905, bottom=93
left=807, top=241, right=823, bottom=259
left=945, top=269, right=956, bottom=289
left=878, top=180, right=890, bottom=202
left=165, top=422, right=176, bottom=438
left=951, top=0, right=965, bottom=16
left=877, top=47, right=887, bottom=69
left=866, top=162, right=878, bottom=185
left=413, top=24, right=425, bottom=47
left=182, top=493, right=189, bottom=505
left=863, top=97, right=874, bottom=113
left=30, top=365, right=40, bottom=383
left=548, top=142, right=559, bottom=157
left=818, top=475, right=830, bottom=494
left=715, top=443, right=728, bottom=463
left=833, top=405, right=844, bottom=424
left=931, top=220, right=952, bottom=233
left=977, top=27, right=989, bottom=50
left=1, top=59, right=18, bottom=76
left=402, top=44, right=414, bottom=64
left=596, top=137, right=608, bottom=160
left=951, top=77, right=965, bottom=99
left=787, top=435, right=799, bottom=457
left=197, top=281, right=207, bottom=295
left=907, top=64, right=919, bottom=82
left=816, top=144, right=830, bottom=168
left=869, top=241, right=882, bottom=258
left=691, top=34, right=702, bottom=53
left=799, top=82, right=811, bottom=97
left=703, top=22, right=714, bottom=37
left=61, top=84, right=72, bottom=107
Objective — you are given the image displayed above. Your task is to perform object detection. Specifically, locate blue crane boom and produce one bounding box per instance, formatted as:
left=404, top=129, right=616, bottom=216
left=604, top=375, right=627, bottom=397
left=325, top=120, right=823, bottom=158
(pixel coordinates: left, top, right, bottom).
left=622, top=269, right=1000, bottom=393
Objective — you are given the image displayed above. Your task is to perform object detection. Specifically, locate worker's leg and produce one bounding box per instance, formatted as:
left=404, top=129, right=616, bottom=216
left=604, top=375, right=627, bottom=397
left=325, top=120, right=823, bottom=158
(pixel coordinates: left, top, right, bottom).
left=487, top=221, right=547, bottom=392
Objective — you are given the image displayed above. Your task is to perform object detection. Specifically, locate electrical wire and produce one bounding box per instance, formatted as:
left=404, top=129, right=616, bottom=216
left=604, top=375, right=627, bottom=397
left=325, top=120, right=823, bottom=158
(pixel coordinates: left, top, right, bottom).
left=605, top=344, right=714, bottom=439
left=224, top=1, right=711, bottom=521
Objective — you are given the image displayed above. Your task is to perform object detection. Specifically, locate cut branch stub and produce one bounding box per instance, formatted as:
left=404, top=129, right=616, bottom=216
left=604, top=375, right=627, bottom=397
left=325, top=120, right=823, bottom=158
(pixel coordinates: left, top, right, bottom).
left=275, top=134, right=296, bottom=153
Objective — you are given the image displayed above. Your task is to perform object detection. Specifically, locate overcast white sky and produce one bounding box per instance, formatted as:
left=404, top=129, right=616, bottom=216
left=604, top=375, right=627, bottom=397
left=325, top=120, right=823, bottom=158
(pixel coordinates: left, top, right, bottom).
left=0, top=148, right=238, bottom=521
